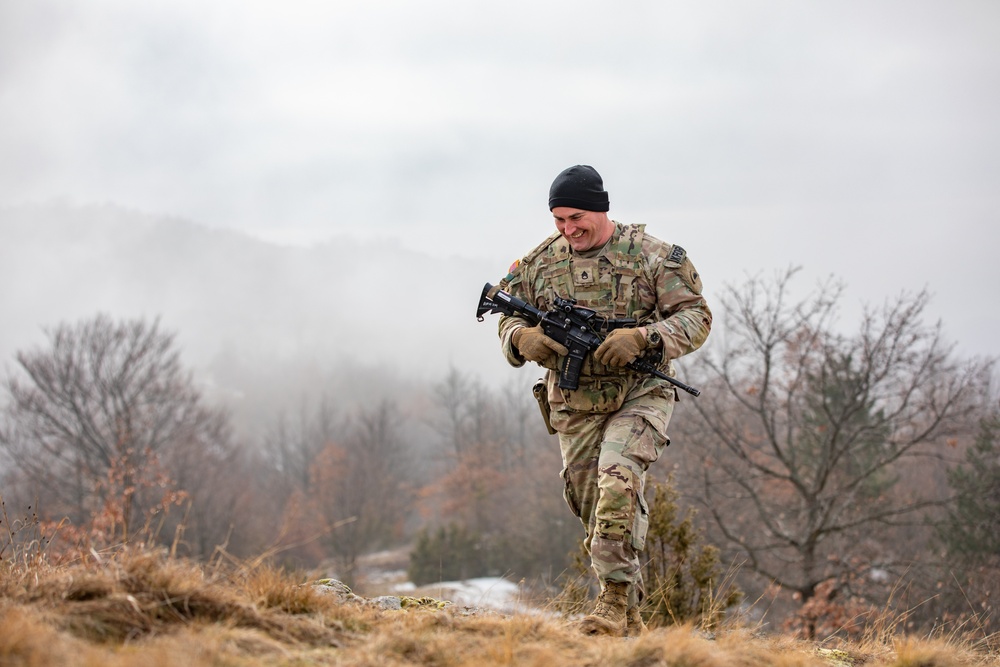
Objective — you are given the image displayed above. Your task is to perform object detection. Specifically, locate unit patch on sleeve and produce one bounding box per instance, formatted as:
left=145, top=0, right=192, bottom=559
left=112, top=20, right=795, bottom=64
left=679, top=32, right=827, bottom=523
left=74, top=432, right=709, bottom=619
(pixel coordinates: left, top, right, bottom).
left=667, top=245, right=687, bottom=264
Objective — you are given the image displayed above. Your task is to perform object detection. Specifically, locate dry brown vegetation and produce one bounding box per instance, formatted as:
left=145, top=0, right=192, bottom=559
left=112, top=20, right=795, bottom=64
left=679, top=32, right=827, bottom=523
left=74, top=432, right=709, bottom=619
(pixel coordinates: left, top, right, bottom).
left=0, top=547, right=996, bottom=667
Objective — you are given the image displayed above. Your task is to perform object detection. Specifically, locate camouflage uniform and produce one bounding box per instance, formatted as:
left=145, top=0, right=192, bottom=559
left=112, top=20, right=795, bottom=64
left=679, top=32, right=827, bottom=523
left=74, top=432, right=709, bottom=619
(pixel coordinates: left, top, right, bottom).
left=497, top=222, right=711, bottom=608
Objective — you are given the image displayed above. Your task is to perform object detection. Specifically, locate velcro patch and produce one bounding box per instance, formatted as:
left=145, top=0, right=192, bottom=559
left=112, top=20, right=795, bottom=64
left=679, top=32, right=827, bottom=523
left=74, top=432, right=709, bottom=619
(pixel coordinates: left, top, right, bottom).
left=501, top=258, right=522, bottom=283
left=667, top=245, right=686, bottom=264
left=573, top=260, right=599, bottom=287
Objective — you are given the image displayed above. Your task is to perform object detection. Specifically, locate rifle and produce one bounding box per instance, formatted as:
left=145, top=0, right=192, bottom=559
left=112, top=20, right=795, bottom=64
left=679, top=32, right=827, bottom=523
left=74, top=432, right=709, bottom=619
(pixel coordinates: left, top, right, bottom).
left=476, top=283, right=701, bottom=397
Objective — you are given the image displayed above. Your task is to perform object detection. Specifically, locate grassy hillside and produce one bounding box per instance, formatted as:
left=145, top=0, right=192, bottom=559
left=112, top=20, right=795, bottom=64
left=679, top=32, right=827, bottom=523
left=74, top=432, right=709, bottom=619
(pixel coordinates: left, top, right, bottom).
left=0, top=547, right=995, bottom=667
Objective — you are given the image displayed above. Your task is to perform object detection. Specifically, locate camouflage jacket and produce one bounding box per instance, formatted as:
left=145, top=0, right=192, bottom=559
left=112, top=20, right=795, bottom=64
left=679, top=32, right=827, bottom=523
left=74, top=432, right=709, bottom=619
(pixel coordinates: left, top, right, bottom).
left=497, top=222, right=712, bottom=413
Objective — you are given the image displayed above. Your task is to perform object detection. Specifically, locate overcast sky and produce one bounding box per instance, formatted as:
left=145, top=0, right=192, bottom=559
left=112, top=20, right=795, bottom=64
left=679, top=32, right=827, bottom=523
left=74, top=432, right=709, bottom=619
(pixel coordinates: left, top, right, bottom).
left=2, top=0, right=998, bottom=362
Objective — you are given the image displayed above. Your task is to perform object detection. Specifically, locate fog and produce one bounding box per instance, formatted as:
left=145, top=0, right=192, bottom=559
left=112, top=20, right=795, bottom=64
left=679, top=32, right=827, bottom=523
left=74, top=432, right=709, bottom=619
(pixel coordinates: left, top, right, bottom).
left=1, top=1, right=998, bottom=429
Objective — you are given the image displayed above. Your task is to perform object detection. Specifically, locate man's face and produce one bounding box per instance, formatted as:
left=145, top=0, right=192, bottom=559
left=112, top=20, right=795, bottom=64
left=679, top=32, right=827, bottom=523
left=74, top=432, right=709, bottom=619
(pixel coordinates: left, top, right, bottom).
left=552, top=207, right=614, bottom=252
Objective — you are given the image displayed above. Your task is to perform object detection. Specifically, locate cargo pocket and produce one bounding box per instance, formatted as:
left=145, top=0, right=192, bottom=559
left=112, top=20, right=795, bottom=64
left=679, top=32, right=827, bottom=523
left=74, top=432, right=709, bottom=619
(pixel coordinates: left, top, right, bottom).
left=622, top=417, right=669, bottom=468
left=631, top=490, right=650, bottom=551
left=561, top=468, right=582, bottom=519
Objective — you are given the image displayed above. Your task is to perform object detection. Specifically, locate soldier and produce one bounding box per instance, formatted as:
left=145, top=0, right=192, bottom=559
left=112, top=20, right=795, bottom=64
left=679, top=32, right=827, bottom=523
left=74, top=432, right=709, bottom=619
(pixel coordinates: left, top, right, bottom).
left=493, top=165, right=712, bottom=637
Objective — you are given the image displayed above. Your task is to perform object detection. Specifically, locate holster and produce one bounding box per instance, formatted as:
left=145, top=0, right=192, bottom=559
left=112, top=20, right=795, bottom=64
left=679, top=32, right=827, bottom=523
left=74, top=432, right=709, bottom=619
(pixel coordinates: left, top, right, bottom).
left=532, top=378, right=557, bottom=435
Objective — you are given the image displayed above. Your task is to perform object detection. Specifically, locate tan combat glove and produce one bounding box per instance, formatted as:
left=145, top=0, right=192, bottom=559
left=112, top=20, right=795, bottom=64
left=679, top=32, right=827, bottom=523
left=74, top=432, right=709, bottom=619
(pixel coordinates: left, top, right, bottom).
left=594, top=328, right=647, bottom=367
left=513, top=325, right=569, bottom=365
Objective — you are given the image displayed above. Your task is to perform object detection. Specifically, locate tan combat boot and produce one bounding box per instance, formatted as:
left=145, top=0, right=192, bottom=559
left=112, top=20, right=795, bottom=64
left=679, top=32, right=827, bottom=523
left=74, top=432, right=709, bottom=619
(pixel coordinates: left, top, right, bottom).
left=579, top=581, right=629, bottom=636
left=624, top=605, right=647, bottom=638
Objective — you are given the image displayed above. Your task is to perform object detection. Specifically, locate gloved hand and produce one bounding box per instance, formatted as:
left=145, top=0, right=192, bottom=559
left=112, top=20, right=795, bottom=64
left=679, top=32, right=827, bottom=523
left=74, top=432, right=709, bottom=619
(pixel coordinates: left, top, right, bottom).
left=513, top=325, right=569, bottom=365
left=594, top=328, right=647, bottom=367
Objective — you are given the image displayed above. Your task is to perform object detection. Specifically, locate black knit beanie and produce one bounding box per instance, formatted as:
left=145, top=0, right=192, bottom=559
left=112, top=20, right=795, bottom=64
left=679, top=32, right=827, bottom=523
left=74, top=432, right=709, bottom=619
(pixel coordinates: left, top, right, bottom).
left=548, top=165, right=610, bottom=212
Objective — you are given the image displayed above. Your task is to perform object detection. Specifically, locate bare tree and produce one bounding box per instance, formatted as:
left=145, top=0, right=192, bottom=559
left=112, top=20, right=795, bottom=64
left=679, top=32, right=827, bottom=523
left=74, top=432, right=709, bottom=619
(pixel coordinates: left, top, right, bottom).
left=428, top=368, right=537, bottom=473
left=309, top=399, right=414, bottom=584
left=0, top=314, right=231, bottom=542
left=679, top=268, right=991, bottom=631
left=263, top=396, right=339, bottom=498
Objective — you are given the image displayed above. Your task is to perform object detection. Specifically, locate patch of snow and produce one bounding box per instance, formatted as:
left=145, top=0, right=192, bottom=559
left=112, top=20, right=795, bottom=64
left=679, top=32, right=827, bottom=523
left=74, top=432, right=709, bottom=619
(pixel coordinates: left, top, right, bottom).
left=365, top=568, right=408, bottom=585
left=869, top=568, right=891, bottom=583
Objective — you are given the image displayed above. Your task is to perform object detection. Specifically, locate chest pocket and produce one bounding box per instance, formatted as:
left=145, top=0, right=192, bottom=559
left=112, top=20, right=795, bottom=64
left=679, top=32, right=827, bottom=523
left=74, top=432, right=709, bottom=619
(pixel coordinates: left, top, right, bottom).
left=567, top=257, right=617, bottom=311
left=539, top=264, right=573, bottom=306
left=572, top=260, right=598, bottom=288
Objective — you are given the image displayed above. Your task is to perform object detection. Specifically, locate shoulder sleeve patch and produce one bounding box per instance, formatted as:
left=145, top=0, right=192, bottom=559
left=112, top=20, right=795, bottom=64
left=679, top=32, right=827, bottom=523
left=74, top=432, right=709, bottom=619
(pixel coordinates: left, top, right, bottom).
left=667, top=244, right=686, bottom=264
left=679, top=259, right=703, bottom=295
left=495, top=258, right=518, bottom=288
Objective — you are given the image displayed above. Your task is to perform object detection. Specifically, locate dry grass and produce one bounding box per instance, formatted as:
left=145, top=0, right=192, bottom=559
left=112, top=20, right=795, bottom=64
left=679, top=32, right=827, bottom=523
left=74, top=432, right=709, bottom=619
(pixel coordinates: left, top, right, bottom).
left=0, top=548, right=997, bottom=667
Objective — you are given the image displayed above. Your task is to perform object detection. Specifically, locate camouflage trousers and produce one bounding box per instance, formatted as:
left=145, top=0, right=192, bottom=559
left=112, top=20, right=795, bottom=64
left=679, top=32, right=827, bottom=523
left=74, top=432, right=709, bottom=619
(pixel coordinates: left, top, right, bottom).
left=549, top=387, right=674, bottom=610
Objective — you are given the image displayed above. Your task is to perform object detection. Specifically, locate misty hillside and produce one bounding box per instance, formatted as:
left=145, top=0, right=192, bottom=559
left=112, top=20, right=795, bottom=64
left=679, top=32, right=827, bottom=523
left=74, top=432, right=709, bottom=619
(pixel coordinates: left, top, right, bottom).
left=0, top=202, right=519, bottom=431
